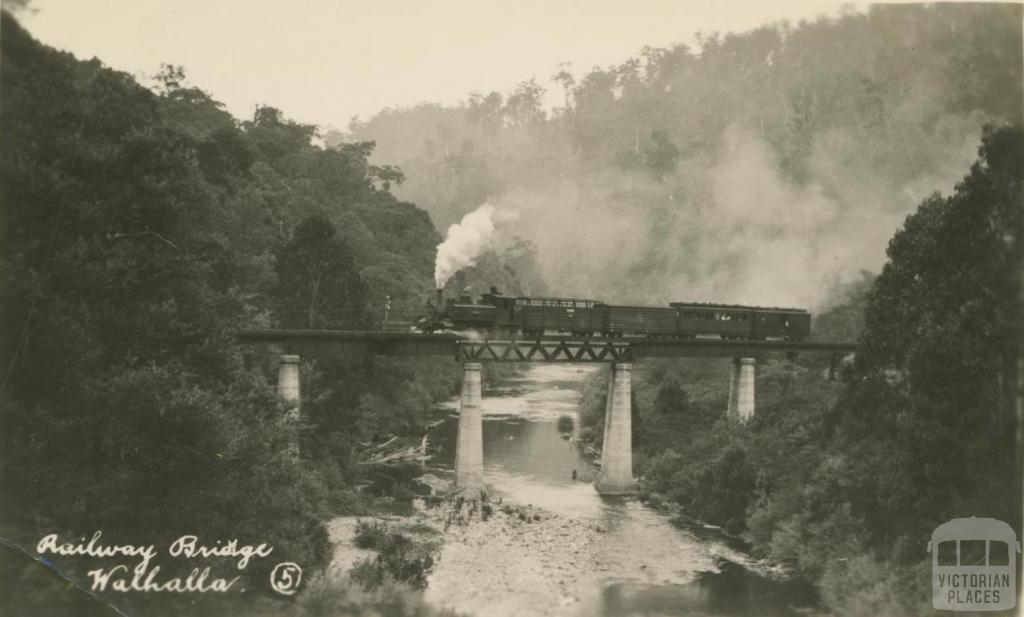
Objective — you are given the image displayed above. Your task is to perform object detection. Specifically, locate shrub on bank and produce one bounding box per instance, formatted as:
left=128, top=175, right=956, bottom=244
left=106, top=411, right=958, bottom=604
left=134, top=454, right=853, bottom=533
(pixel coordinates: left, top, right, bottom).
left=350, top=527, right=437, bottom=591
left=293, top=575, right=463, bottom=617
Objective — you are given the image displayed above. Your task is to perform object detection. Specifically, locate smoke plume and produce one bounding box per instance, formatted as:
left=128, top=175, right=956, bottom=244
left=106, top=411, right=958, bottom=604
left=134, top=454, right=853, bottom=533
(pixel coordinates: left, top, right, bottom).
left=434, top=203, right=518, bottom=289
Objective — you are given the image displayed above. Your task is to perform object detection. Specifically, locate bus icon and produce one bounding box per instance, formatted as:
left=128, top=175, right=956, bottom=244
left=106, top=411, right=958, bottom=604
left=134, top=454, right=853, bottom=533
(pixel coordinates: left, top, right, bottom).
left=928, top=518, right=1020, bottom=611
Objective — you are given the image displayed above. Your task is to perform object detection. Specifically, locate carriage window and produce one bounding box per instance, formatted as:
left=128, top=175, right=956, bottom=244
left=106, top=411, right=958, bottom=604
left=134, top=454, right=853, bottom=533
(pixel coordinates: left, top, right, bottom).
left=961, top=540, right=986, bottom=566
left=989, top=541, right=1010, bottom=566
left=937, top=541, right=957, bottom=566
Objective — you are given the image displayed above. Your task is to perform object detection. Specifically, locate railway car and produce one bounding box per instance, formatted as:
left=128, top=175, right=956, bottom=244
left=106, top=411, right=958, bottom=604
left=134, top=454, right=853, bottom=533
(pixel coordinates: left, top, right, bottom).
left=670, top=302, right=810, bottom=340
left=672, top=303, right=754, bottom=338
left=516, top=296, right=605, bottom=337
left=605, top=305, right=676, bottom=337
left=750, top=306, right=811, bottom=339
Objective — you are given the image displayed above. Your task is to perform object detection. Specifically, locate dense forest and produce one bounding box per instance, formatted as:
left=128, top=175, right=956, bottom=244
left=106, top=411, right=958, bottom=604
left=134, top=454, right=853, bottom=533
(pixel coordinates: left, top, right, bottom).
left=0, top=12, right=482, bottom=616
left=339, top=3, right=1021, bottom=310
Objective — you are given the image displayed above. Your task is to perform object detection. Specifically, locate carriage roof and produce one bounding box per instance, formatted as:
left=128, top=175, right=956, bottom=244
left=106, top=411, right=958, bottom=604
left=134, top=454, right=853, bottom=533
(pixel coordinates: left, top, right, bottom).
left=670, top=302, right=808, bottom=314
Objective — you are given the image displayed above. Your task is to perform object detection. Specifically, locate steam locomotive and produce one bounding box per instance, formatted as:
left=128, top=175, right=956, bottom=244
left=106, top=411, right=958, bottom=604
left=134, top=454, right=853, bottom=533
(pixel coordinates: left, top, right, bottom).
left=417, top=288, right=811, bottom=340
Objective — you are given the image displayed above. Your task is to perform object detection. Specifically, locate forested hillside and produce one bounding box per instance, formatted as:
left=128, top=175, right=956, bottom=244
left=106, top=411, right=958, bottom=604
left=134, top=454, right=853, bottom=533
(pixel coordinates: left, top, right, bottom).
left=339, top=3, right=1022, bottom=309
left=0, top=13, right=455, bottom=615
left=578, top=125, right=1022, bottom=616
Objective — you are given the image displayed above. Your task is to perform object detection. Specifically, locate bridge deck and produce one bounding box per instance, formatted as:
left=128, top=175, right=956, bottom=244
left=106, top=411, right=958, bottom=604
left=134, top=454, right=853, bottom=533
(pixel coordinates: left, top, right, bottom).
left=237, top=330, right=857, bottom=361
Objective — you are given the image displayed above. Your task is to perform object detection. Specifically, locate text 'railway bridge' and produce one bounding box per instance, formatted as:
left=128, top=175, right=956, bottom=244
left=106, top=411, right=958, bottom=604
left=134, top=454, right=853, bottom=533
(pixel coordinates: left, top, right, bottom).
left=238, top=330, right=857, bottom=496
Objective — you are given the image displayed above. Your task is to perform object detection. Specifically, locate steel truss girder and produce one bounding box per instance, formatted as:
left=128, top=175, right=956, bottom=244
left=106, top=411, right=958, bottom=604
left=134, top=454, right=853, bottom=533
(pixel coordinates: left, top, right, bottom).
left=456, top=339, right=634, bottom=363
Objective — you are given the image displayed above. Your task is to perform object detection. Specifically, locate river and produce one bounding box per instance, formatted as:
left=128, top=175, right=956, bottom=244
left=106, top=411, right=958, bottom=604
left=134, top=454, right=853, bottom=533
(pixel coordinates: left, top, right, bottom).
left=420, top=363, right=817, bottom=617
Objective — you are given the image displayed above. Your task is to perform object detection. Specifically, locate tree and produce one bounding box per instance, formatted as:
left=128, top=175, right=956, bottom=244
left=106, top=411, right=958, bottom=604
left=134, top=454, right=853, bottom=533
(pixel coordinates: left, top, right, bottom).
left=503, top=79, right=546, bottom=126
left=643, top=129, right=680, bottom=178
left=551, top=63, right=575, bottom=110
left=838, top=124, right=1022, bottom=542
left=273, top=214, right=368, bottom=329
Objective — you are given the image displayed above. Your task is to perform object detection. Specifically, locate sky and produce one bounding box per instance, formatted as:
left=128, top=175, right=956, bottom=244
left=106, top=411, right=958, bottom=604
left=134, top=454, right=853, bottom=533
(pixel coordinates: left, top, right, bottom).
left=11, top=0, right=861, bottom=130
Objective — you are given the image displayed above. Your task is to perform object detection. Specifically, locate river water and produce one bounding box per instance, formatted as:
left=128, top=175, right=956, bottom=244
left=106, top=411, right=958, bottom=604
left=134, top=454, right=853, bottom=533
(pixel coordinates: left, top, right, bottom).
left=422, top=363, right=817, bottom=617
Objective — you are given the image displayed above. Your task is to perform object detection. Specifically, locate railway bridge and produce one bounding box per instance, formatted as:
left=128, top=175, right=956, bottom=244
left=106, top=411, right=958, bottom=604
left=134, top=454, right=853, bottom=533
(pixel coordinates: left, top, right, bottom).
left=238, top=330, right=857, bottom=496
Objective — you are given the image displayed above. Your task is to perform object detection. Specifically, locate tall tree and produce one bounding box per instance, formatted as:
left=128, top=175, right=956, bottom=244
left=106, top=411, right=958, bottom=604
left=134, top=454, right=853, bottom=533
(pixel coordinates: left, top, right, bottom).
left=273, top=214, right=369, bottom=329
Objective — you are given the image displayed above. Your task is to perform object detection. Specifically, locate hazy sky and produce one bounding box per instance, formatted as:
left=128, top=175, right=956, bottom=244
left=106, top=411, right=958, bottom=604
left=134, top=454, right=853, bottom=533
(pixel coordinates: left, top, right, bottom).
left=14, top=0, right=859, bottom=129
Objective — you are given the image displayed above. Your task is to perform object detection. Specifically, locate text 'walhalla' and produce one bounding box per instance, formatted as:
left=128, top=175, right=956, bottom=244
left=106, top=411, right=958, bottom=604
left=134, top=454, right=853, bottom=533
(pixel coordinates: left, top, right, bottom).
left=37, top=531, right=274, bottom=592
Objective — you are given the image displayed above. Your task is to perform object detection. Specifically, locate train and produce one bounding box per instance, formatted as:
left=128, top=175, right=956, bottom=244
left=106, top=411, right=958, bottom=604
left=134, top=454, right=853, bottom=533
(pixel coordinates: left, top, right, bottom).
left=416, top=288, right=811, bottom=340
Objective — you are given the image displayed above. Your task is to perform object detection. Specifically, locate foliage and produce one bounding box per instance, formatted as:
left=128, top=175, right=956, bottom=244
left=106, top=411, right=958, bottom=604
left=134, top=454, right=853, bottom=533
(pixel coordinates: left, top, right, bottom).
left=831, top=123, right=1022, bottom=544
left=0, top=12, right=455, bottom=614
left=354, top=520, right=392, bottom=550
left=350, top=531, right=437, bottom=591
left=273, top=213, right=369, bottom=329
left=285, top=575, right=463, bottom=617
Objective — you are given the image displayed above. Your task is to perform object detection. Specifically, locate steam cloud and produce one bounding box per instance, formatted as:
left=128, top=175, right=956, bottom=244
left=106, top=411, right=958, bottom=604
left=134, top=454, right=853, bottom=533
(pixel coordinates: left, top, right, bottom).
left=434, top=203, right=518, bottom=289
left=484, top=123, right=982, bottom=310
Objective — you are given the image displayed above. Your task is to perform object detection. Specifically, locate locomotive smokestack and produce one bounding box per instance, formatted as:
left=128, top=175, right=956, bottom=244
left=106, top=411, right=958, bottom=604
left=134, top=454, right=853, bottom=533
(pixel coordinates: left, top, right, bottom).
left=436, top=289, right=443, bottom=305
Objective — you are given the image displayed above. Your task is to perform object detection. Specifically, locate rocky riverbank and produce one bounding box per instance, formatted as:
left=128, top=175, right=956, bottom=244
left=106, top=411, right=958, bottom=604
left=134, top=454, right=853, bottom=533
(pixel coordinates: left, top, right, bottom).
left=324, top=486, right=782, bottom=617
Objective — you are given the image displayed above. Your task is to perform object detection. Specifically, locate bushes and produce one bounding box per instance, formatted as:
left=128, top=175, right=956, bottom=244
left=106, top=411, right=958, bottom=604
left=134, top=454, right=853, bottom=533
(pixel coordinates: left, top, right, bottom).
left=349, top=523, right=437, bottom=591
left=287, top=575, right=462, bottom=617
left=818, top=554, right=929, bottom=617
left=354, top=520, right=390, bottom=549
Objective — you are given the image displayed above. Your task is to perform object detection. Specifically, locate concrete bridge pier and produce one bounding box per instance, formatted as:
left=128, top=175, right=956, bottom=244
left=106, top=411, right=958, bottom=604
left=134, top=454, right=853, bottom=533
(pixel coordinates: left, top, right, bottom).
left=727, top=357, right=756, bottom=421
left=278, top=354, right=302, bottom=455
left=454, top=362, right=485, bottom=497
left=278, top=354, right=301, bottom=419
left=596, top=363, right=636, bottom=495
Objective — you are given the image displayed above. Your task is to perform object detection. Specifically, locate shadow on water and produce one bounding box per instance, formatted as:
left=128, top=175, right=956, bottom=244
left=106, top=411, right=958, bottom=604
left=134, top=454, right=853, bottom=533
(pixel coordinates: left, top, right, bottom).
left=429, top=414, right=598, bottom=486
left=598, top=561, right=817, bottom=617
